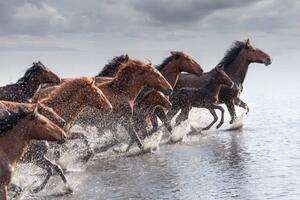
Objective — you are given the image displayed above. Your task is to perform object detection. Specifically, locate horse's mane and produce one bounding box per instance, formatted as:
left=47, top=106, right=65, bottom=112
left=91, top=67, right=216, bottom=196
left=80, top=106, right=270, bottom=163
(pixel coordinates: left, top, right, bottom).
left=97, top=55, right=129, bottom=77
left=42, top=77, right=93, bottom=104
left=110, top=60, right=151, bottom=90
left=0, top=102, right=32, bottom=135
left=17, top=61, right=50, bottom=83
left=156, top=52, right=181, bottom=71
left=217, top=41, right=246, bottom=68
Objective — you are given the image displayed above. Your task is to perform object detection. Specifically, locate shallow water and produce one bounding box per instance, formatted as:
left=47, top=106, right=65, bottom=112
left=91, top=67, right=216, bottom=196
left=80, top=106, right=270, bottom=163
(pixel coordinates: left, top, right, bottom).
left=13, top=92, right=300, bottom=200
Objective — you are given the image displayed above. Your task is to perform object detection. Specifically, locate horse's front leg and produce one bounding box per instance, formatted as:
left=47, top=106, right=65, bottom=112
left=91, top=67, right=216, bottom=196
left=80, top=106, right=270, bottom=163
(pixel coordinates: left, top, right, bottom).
left=225, top=100, right=237, bottom=124
left=213, top=105, right=225, bottom=129
left=70, top=132, right=93, bottom=163
left=122, top=117, right=143, bottom=152
left=175, top=105, right=191, bottom=126
left=202, top=108, right=218, bottom=130
left=156, top=107, right=172, bottom=133
left=149, top=114, right=159, bottom=134
left=33, top=155, right=70, bottom=193
left=0, top=185, right=7, bottom=200
left=234, top=98, right=249, bottom=114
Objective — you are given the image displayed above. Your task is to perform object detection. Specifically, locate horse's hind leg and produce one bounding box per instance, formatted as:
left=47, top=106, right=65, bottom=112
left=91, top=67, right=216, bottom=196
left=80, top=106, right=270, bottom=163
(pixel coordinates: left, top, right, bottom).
left=33, top=155, right=69, bottom=193
left=234, top=98, right=249, bottom=114
left=202, top=108, right=218, bottom=130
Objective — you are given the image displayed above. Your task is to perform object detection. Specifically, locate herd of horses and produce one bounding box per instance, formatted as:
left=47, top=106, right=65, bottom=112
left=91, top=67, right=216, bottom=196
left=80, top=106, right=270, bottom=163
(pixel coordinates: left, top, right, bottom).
left=0, top=39, right=271, bottom=199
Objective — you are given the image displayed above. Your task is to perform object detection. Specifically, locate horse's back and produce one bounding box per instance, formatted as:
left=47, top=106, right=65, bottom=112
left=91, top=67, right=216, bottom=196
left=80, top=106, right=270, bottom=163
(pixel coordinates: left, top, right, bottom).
left=175, top=73, right=210, bottom=91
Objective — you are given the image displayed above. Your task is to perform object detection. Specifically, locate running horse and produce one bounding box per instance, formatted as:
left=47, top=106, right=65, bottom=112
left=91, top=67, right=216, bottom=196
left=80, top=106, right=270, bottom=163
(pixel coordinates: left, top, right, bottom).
left=0, top=61, right=61, bottom=102
left=94, top=52, right=203, bottom=138
left=0, top=101, right=67, bottom=200
left=167, top=66, right=234, bottom=130
left=92, top=59, right=173, bottom=151
left=25, top=77, right=112, bottom=193
left=173, top=39, right=272, bottom=124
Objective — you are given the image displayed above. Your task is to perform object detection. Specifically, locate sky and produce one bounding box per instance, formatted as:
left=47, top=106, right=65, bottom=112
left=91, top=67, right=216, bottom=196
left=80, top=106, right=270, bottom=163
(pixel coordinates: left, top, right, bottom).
left=0, top=0, right=299, bottom=95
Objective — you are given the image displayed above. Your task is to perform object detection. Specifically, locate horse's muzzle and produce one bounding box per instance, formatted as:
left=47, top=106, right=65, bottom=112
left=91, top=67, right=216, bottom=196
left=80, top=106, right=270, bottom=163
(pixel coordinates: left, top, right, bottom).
left=162, top=88, right=173, bottom=96
left=264, top=57, right=272, bottom=66
left=57, top=138, right=66, bottom=145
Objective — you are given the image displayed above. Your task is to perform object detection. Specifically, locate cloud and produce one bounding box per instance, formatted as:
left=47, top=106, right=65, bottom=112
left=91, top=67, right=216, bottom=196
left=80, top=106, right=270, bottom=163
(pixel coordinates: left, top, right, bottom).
left=0, top=1, right=69, bottom=35
left=130, top=0, right=261, bottom=26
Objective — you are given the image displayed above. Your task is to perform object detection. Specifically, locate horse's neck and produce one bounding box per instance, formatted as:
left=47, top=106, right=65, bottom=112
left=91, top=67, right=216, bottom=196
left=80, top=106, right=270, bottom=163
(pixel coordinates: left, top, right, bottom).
left=0, top=126, right=30, bottom=166
left=42, top=97, right=83, bottom=123
left=205, top=76, right=223, bottom=98
left=225, top=53, right=250, bottom=84
left=107, top=78, right=144, bottom=103
left=160, top=64, right=179, bottom=87
left=136, top=97, right=156, bottom=117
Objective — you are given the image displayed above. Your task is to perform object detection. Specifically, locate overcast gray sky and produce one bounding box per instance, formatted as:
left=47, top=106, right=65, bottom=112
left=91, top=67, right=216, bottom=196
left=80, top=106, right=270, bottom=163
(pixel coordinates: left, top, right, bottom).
left=0, top=0, right=299, bottom=94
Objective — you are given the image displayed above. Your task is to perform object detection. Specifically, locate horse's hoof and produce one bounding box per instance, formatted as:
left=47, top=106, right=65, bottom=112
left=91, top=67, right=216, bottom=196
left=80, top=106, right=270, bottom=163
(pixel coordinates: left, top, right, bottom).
left=32, top=186, right=44, bottom=193
left=216, top=123, right=223, bottom=129
left=64, top=185, right=74, bottom=195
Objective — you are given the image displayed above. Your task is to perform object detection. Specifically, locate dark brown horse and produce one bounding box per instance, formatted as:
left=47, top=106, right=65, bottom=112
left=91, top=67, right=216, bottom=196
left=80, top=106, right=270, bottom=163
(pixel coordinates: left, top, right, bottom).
left=174, top=39, right=272, bottom=124
left=94, top=52, right=203, bottom=137
left=0, top=61, right=61, bottom=102
left=167, top=67, right=234, bottom=130
left=0, top=101, right=67, bottom=200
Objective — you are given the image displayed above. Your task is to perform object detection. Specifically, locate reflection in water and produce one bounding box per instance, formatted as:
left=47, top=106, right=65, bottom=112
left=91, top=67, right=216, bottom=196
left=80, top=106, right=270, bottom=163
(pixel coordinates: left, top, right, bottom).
left=14, top=94, right=300, bottom=200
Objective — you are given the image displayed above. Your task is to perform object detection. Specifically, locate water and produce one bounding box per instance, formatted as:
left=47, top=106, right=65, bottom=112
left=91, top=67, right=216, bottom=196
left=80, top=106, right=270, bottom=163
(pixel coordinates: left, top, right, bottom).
left=12, top=91, right=300, bottom=200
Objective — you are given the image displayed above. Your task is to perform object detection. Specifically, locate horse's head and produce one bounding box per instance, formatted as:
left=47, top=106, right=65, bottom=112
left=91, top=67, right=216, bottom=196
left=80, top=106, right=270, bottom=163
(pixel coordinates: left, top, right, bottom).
left=26, top=106, right=67, bottom=143
left=151, top=91, right=172, bottom=109
left=242, top=39, right=272, bottom=66
left=36, top=102, right=67, bottom=130
left=215, top=66, right=234, bottom=88
left=170, top=51, right=203, bottom=75
left=19, top=61, right=61, bottom=85
left=80, top=78, right=112, bottom=114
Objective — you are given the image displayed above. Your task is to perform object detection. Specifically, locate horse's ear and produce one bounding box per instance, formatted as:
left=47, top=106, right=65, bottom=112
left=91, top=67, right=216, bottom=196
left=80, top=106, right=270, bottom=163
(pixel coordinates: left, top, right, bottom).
left=170, top=51, right=177, bottom=56
left=145, top=58, right=152, bottom=65
left=170, top=51, right=181, bottom=59
left=245, top=38, right=250, bottom=47
left=124, top=54, right=129, bottom=60
left=90, top=79, right=96, bottom=86
left=33, top=104, right=39, bottom=114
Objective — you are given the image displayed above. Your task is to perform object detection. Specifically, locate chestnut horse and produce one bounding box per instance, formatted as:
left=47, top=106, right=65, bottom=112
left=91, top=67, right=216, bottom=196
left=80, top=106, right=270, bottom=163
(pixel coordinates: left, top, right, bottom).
left=174, top=39, right=272, bottom=124
left=167, top=67, right=234, bottom=130
left=23, top=77, right=112, bottom=193
left=133, top=91, right=172, bottom=138
left=91, top=60, right=172, bottom=151
left=94, top=52, right=203, bottom=139
left=123, top=91, right=172, bottom=151
left=0, top=101, right=66, bottom=200
left=0, top=61, right=60, bottom=102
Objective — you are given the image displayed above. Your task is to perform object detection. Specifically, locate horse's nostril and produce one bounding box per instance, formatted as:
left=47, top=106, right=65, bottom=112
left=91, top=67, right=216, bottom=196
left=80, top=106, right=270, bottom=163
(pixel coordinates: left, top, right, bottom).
left=164, top=88, right=173, bottom=96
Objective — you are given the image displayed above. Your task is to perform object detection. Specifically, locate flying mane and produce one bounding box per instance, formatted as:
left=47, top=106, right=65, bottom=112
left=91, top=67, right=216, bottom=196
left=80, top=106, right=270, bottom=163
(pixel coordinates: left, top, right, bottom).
left=0, top=102, right=32, bottom=135
left=155, top=52, right=181, bottom=71
left=97, top=54, right=129, bottom=77
left=17, top=61, right=50, bottom=84
left=216, top=41, right=246, bottom=69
